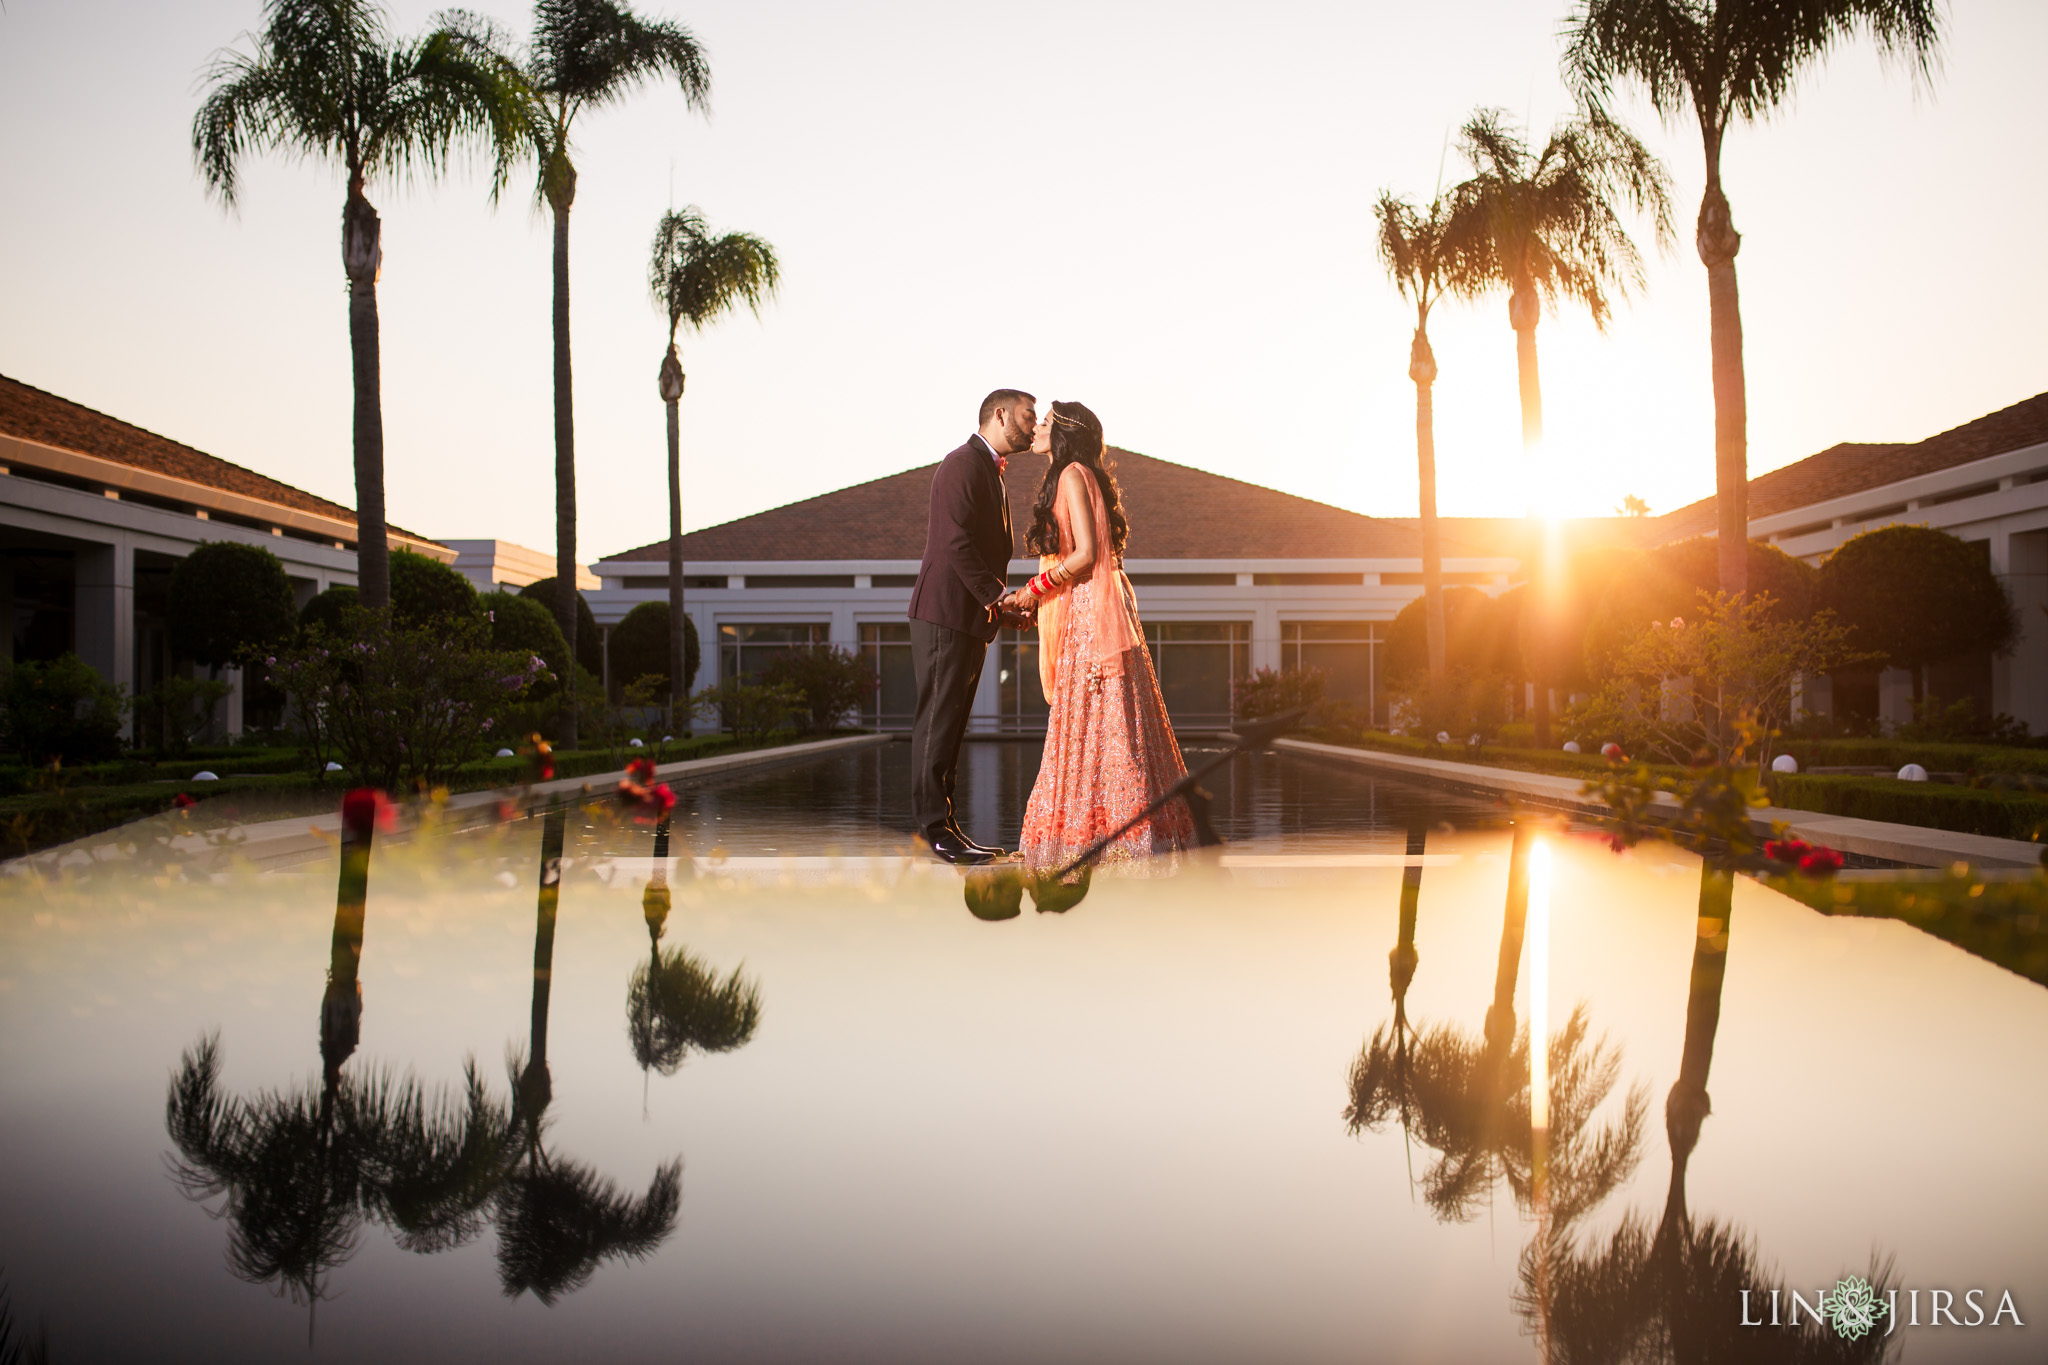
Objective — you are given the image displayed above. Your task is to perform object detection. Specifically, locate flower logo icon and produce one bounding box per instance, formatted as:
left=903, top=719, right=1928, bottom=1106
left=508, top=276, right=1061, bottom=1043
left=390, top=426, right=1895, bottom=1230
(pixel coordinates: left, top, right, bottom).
left=1826, top=1275, right=1884, bottom=1341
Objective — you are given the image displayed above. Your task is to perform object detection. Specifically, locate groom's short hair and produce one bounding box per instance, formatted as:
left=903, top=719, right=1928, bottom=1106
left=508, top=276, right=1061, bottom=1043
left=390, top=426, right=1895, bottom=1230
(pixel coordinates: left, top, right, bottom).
left=978, top=388, right=1034, bottom=427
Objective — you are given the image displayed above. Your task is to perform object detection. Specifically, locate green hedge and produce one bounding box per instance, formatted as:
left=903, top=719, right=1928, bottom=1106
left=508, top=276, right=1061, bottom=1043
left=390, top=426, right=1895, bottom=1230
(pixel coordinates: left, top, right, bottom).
left=1773, top=739, right=2048, bottom=777
left=1771, top=774, right=2048, bottom=841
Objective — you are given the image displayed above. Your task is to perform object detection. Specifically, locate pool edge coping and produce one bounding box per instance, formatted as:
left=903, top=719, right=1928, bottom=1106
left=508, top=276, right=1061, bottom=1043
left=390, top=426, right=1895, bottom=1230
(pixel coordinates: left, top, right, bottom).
left=8, top=732, right=894, bottom=872
left=1272, top=737, right=2045, bottom=870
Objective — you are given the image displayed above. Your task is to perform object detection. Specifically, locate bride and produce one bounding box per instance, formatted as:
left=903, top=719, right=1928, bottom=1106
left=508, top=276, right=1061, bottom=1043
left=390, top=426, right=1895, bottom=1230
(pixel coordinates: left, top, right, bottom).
left=1002, top=401, right=1194, bottom=871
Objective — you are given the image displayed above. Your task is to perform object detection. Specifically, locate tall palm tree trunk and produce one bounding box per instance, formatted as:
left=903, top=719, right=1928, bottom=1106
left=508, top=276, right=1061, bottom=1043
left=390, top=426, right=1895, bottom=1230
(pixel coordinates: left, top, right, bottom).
left=342, top=185, right=389, bottom=610
left=666, top=397, right=686, bottom=720
left=1483, top=822, right=1533, bottom=1052
left=551, top=188, right=580, bottom=747
left=1511, top=283, right=1554, bottom=748
left=1662, top=859, right=1731, bottom=1234
left=1698, top=130, right=1748, bottom=600
left=521, top=808, right=567, bottom=1127
left=1411, top=326, right=1448, bottom=685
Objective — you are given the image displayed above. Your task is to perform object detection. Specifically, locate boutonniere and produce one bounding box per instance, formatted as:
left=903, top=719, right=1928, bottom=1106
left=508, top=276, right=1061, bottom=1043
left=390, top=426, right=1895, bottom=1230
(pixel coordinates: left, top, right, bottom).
left=995, top=455, right=1008, bottom=475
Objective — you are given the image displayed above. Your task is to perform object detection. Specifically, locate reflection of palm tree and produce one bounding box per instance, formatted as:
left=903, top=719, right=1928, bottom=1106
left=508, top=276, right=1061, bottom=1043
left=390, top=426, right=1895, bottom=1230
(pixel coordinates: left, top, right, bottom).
left=629, top=819, right=762, bottom=1077
left=1349, top=825, right=1647, bottom=1227
left=1345, top=823, right=1428, bottom=1167
left=497, top=808, right=682, bottom=1304
left=1514, top=861, right=1898, bottom=1363
left=165, top=814, right=512, bottom=1328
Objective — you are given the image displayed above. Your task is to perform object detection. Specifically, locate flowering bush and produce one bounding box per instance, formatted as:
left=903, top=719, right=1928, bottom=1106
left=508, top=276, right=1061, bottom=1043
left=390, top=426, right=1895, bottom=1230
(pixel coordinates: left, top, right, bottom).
left=269, top=606, right=550, bottom=789
left=1570, top=591, right=1866, bottom=772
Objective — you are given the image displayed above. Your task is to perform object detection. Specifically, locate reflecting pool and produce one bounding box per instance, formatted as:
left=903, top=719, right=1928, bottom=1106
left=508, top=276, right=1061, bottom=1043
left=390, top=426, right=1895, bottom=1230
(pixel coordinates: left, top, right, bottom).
left=1, top=744, right=2043, bottom=1362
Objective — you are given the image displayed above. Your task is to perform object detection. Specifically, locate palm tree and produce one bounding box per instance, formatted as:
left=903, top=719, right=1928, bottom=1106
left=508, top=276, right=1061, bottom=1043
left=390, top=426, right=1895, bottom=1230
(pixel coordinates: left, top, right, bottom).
left=648, top=208, right=780, bottom=724
left=1563, top=0, right=1943, bottom=598
left=1374, top=191, right=1485, bottom=683
left=192, top=0, right=529, bottom=610
left=1457, top=106, right=1672, bottom=452
left=166, top=811, right=512, bottom=1332
left=1512, top=861, right=1899, bottom=1363
left=1456, top=106, right=1670, bottom=747
left=1350, top=826, right=1646, bottom=1229
left=629, top=816, right=763, bottom=1079
left=498, top=808, right=682, bottom=1303
left=522, top=0, right=712, bottom=745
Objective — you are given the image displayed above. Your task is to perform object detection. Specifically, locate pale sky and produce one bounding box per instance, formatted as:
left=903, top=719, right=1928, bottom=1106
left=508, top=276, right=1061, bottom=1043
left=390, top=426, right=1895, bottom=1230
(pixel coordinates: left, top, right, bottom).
left=3, top=0, right=2044, bottom=561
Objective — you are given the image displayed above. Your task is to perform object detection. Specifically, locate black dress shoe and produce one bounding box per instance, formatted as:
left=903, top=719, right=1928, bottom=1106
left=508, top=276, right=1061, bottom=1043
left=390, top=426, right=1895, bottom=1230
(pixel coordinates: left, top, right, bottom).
left=949, top=823, right=1008, bottom=859
left=927, top=829, right=996, bottom=865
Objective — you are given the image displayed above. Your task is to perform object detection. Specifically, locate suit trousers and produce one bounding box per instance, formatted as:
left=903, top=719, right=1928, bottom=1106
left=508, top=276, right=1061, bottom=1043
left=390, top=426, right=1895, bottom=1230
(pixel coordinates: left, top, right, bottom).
left=909, top=617, right=988, bottom=836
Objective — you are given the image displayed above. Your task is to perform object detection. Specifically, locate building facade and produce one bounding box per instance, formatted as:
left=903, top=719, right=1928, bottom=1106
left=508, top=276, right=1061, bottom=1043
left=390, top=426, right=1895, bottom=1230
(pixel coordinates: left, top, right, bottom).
left=0, top=374, right=450, bottom=734
left=588, top=450, right=1516, bottom=732
left=1652, top=391, right=2048, bottom=733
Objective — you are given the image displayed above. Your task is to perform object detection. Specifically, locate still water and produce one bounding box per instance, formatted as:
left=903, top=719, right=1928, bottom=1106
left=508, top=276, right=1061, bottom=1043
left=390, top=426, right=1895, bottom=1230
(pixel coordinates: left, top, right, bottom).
left=1, top=743, right=2043, bottom=1362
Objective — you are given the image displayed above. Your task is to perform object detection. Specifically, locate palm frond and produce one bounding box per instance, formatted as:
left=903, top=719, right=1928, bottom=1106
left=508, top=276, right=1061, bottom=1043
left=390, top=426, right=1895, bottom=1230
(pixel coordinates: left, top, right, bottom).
left=191, top=0, right=532, bottom=208
left=647, top=207, right=781, bottom=340
left=1565, top=0, right=1941, bottom=136
left=1453, top=104, right=1671, bottom=331
left=531, top=0, right=710, bottom=114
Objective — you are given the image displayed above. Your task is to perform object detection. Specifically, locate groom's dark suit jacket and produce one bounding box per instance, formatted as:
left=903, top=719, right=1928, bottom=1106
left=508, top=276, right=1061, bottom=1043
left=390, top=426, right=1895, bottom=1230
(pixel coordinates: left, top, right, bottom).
left=908, top=436, right=1013, bottom=642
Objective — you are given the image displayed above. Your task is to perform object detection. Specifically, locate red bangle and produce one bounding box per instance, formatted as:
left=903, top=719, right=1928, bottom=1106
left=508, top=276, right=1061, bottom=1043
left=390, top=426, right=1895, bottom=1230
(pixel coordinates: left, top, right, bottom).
left=1030, top=572, right=1053, bottom=597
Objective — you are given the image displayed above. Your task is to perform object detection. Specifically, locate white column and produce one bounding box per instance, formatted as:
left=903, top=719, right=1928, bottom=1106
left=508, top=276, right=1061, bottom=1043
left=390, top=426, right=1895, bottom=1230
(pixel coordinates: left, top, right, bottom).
left=1251, top=600, right=1281, bottom=673
left=73, top=538, right=134, bottom=731
left=1996, top=528, right=2048, bottom=733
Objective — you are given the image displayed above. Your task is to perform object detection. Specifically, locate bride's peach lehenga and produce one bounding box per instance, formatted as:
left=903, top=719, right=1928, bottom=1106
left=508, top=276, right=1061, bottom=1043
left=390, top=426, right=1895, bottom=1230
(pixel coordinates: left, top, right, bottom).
left=1019, top=471, right=1194, bottom=872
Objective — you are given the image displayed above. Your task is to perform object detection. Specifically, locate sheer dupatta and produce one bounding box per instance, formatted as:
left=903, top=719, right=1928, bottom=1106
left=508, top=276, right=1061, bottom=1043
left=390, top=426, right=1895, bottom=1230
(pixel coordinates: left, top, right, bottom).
left=1036, top=465, right=1143, bottom=697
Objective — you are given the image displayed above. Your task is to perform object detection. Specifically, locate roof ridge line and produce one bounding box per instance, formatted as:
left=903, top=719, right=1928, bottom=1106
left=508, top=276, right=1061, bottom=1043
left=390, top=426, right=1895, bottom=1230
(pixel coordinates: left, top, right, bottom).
left=0, top=370, right=354, bottom=508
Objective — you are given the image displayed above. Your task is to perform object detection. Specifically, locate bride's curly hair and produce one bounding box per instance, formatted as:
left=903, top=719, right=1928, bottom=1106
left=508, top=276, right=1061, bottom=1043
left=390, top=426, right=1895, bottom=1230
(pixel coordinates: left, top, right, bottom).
left=1026, top=401, right=1129, bottom=558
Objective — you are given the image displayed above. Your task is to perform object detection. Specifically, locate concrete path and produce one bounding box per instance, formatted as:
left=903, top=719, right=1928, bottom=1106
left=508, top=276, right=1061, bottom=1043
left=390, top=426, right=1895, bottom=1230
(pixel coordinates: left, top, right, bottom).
left=15, top=733, right=893, bottom=873
left=1274, top=737, right=2045, bottom=870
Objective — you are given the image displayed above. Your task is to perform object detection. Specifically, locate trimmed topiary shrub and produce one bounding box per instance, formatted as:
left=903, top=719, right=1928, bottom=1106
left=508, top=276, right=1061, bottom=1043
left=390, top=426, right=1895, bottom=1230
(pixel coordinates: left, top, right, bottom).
left=1583, top=537, right=1818, bottom=676
left=166, top=541, right=297, bottom=670
left=300, top=584, right=359, bottom=639
left=518, top=578, right=602, bottom=677
left=606, top=601, right=701, bottom=697
left=1819, top=525, right=2016, bottom=676
left=389, top=550, right=482, bottom=626
left=483, top=590, right=570, bottom=672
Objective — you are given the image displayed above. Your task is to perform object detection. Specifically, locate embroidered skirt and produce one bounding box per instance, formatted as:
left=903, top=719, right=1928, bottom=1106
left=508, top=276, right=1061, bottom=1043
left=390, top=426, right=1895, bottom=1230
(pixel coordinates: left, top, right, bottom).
left=1019, top=575, right=1195, bottom=872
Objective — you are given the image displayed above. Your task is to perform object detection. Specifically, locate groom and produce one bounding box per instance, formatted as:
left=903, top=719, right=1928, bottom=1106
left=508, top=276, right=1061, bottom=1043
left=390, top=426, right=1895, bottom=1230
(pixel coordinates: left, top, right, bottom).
left=908, top=388, right=1037, bottom=864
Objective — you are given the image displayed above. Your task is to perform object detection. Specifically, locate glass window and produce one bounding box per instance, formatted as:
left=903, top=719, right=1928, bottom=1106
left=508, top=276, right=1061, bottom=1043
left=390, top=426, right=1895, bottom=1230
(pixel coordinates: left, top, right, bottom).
left=1281, top=620, right=1384, bottom=722
left=860, top=622, right=916, bottom=729
left=1143, top=621, right=1250, bottom=727
left=718, top=622, right=829, bottom=684
left=998, top=627, right=1049, bottom=730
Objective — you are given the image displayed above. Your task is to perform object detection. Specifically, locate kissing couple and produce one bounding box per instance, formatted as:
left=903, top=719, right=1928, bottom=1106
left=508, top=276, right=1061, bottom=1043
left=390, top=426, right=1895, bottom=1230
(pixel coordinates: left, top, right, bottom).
left=907, top=389, right=1196, bottom=871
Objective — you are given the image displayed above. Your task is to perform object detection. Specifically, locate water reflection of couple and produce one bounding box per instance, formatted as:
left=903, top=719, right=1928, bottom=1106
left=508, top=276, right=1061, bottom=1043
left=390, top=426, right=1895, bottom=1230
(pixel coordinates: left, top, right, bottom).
left=909, top=391, right=1193, bottom=869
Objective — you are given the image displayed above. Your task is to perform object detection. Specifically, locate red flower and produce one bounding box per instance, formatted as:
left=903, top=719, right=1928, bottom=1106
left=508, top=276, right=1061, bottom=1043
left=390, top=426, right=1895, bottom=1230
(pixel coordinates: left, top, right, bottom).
left=1601, top=742, right=1627, bottom=763
left=626, top=758, right=657, bottom=784
left=1798, top=846, right=1844, bottom=877
left=172, top=792, right=196, bottom=810
left=341, top=788, right=395, bottom=838
left=1764, top=838, right=1811, bottom=865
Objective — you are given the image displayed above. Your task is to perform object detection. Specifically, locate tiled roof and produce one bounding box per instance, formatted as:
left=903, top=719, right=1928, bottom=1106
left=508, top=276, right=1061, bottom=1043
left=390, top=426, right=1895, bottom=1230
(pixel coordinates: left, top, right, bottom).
left=1655, top=390, right=2048, bottom=539
left=602, top=447, right=1507, bottom=563
left=0, top=372, right=436, bottom=542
